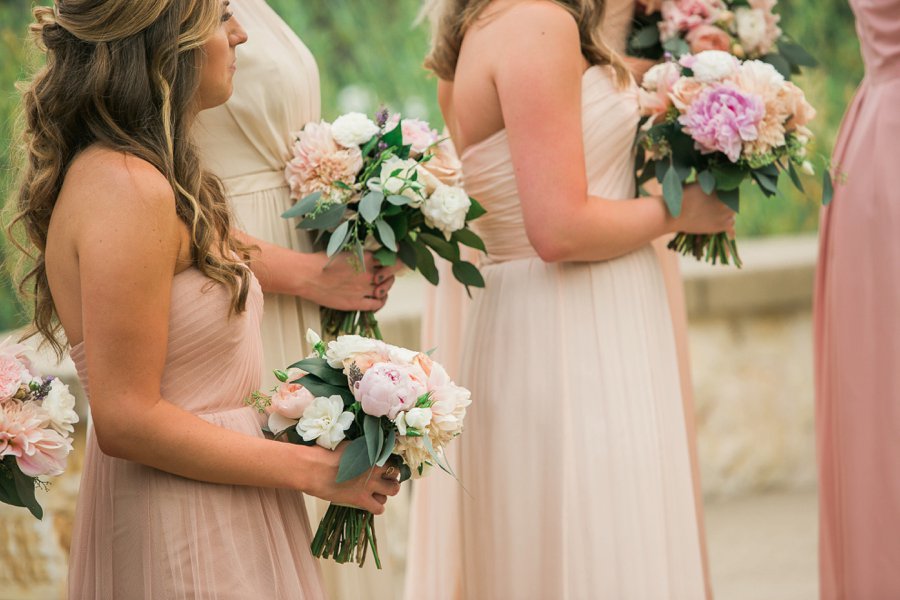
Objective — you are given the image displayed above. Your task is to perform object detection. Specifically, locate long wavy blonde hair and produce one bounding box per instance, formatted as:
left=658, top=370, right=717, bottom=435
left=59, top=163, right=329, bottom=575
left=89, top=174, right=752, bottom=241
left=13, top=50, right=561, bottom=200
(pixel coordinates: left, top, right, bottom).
left=422, top=0, right=628, bottom=83
left=9, top=0, right=252, bottom=356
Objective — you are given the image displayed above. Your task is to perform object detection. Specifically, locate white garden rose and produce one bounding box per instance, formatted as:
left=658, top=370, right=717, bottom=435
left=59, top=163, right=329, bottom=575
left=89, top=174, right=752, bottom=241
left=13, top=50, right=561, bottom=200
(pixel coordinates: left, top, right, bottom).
left=326, top=335, right=383, bottom=369
left=405, top=407, right=433, bottom=431
left=379, top=156, right=426, bottom=205
left=331, top=112, right=380, bottom=148
left=421, top=184, right=471, bottom=240
left=295, top=395, right=355, bottom=450
left=41, top=378, right=79, bottom=434
left=685, top=50, right=740, bottom=83
left=642, top=61, right=681, bottom=93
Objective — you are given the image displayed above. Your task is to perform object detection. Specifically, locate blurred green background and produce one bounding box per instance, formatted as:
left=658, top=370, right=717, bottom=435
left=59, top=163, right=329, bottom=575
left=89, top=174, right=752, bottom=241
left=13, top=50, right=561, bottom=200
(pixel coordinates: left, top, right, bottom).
left=0, top=0, right=864, bottom=330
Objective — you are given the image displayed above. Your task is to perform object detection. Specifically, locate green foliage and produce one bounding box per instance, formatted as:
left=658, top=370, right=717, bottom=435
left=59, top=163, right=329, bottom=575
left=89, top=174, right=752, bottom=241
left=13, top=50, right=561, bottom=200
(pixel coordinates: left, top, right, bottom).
left=0, top=1, right=867, bottom=320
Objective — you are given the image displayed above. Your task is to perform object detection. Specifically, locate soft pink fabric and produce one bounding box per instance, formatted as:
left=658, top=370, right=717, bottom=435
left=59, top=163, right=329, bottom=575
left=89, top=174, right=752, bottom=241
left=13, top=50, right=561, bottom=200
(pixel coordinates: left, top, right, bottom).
left=409, top=65, right=705, bottom=599
left=814, top=2, right=900, bottom=598
left=67, top=269, right=325, bottom=599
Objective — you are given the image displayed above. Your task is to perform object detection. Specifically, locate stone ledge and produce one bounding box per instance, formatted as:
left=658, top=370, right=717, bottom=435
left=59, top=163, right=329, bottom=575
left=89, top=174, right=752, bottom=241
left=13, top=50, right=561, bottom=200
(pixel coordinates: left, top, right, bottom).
left=681, top=234, right=818, bottom=319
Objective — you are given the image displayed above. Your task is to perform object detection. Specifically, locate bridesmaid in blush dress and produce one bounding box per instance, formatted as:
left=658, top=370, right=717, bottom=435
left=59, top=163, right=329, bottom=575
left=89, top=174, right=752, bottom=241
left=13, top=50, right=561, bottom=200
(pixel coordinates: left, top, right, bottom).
left=196, top=2, right=404, bottom=597
left=11, top=2, right=400, bottom=598
left=814, top=1, right=900, bottom=597
left=407, top=0, right=734, bottom=597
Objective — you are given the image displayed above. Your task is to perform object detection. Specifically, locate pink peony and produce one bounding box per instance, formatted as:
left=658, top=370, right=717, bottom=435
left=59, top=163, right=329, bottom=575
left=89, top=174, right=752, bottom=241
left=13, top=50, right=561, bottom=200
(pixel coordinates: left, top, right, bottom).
left=679, top=84, right=765, bottom=162
left=660, top=0, right=728, bottom=41
left=284, top=121, right=363, bottom=201
left=354, top=362, right=428, bottom=420
left=686, top=24, right=733, bottom=54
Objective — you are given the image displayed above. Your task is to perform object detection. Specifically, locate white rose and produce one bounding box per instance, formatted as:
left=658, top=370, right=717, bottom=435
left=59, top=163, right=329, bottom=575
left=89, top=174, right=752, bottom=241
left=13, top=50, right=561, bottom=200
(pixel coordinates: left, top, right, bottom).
left=326, top=335, right=382, bottom=369
left=642, top=61, right=680, bottom=92
left=387, top=344, right=418, bottom=366
left=735, top=8, right=767, bottom=54
left=295, top=395, right=355, bottom=450
left=686, top=50, right=740, bottom=83
left=421, top=184, right=471, bottom=240
left=739, top=59, right=784, bottom=88
left=41, top=378, right=79, bottom=435
left=331, top=112, right=380, bottom=148
left=379, top=156, right=426, bottom=205
left=404, top=407, right=433, bottom=431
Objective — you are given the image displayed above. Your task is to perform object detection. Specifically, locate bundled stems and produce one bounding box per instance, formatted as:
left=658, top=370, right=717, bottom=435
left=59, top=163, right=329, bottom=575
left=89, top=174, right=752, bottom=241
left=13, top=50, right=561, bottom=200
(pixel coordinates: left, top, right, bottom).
left=668, top=232, right=743, bottom=268
left=310, top=504, right=381, bottom=569
left=321, top=309, right=383, bottom=339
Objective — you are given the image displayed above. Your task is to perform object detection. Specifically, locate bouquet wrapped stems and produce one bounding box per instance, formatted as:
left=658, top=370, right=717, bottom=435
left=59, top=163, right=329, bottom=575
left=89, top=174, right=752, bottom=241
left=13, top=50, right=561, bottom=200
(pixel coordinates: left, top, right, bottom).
left=668, top=231, right=742, bottom=267
left=322, top=308, right=383, bottom=340
left=310, top=504, right=380, bottom=568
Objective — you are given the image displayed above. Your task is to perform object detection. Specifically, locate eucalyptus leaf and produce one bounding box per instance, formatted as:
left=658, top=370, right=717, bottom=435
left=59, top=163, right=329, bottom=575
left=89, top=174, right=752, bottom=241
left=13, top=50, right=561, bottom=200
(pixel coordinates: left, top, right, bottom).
left=662, top=166, right=684, bottom=217
left=630, top=25, right=661, bottom=50
left=375, top=219, right=398, bottom=252
left=364, top=415, right=384, bottom=465
left=698, top=170, right=716, bottom=195
left=326, top=221, right=351, bottom=257
left=298, top=202, right=346, bottom=231
left=712, top=163, right=745, bottom=191
left=823, top=167, right=834, bottom=206
left=386, top=194, right=410, bottom=206
left=376, top=429, right=396, bottom=467
left=422, top=434, right=455, bottom=478
left=282, top=191, right=322, bottom=219
left=662, top=37, right=690, bottom=57
left=752, top=171, right=779, bottom=197
left=359, top=191, right=385, bottom=223
left=336, top=437, right=374, bottom=483
left=788, top=161, right=806, bottom=194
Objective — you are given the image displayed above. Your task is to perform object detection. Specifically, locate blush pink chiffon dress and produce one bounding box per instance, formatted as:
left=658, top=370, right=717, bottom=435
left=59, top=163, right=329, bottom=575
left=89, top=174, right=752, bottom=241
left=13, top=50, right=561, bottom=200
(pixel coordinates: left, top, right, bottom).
left=814, top=1, right=900, bottom=598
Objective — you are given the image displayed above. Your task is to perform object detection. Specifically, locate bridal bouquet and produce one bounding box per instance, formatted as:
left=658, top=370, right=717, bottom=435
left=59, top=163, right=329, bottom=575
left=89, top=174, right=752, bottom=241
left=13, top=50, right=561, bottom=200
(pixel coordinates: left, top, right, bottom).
left=0, top=338, right=78, bottom=519
left=248, top=330, right=471, bottom=568
left=628, top=0, right=817, bottom=79
left=636, top=51, right=821, bottom=266
left=283, top=110, right=486, bottom=338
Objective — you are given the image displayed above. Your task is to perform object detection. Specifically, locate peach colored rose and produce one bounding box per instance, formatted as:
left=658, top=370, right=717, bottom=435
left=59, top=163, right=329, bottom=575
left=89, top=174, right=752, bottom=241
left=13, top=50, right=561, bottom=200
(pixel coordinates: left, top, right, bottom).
left=780, top=82, right=816, bottom=130
left=670, top=77, right=707, bottom=111
left=639, top=61, right=682, bottom=125
left=686, top=24, right=733, bottom=53
left=421, top=138, right=462, bottom=187
left=284, top=121, right=363, bottom=201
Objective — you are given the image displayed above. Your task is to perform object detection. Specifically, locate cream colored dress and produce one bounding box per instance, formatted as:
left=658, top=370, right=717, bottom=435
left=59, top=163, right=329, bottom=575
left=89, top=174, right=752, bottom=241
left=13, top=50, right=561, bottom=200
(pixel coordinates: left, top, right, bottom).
left=196, top=1, right=401, bottom=597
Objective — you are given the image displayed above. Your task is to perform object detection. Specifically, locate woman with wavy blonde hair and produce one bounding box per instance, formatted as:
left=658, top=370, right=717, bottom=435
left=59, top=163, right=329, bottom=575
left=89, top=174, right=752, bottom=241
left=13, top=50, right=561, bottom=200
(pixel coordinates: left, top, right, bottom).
left=10, top=1, right=399, bottom=597
left=405, top=0, right=731, bottom=597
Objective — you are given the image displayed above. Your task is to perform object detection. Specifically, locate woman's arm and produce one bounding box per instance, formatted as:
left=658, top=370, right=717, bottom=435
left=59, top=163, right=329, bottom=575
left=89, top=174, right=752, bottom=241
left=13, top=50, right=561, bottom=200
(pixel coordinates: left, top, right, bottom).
left=487, top=4, right=733, bottom=263
left=234, top=230, right=398, bottom=311
left=66, top=153, right=397, bottom=513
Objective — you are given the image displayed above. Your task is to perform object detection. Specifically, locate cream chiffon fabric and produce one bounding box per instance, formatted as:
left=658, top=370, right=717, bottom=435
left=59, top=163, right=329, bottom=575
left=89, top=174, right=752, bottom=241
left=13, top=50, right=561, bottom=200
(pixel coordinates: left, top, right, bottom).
left=406, top=67, right=705, bottom=600
left=196, top=1, right=402, bottom=597
left=67, top=270, right=326, bottom=599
